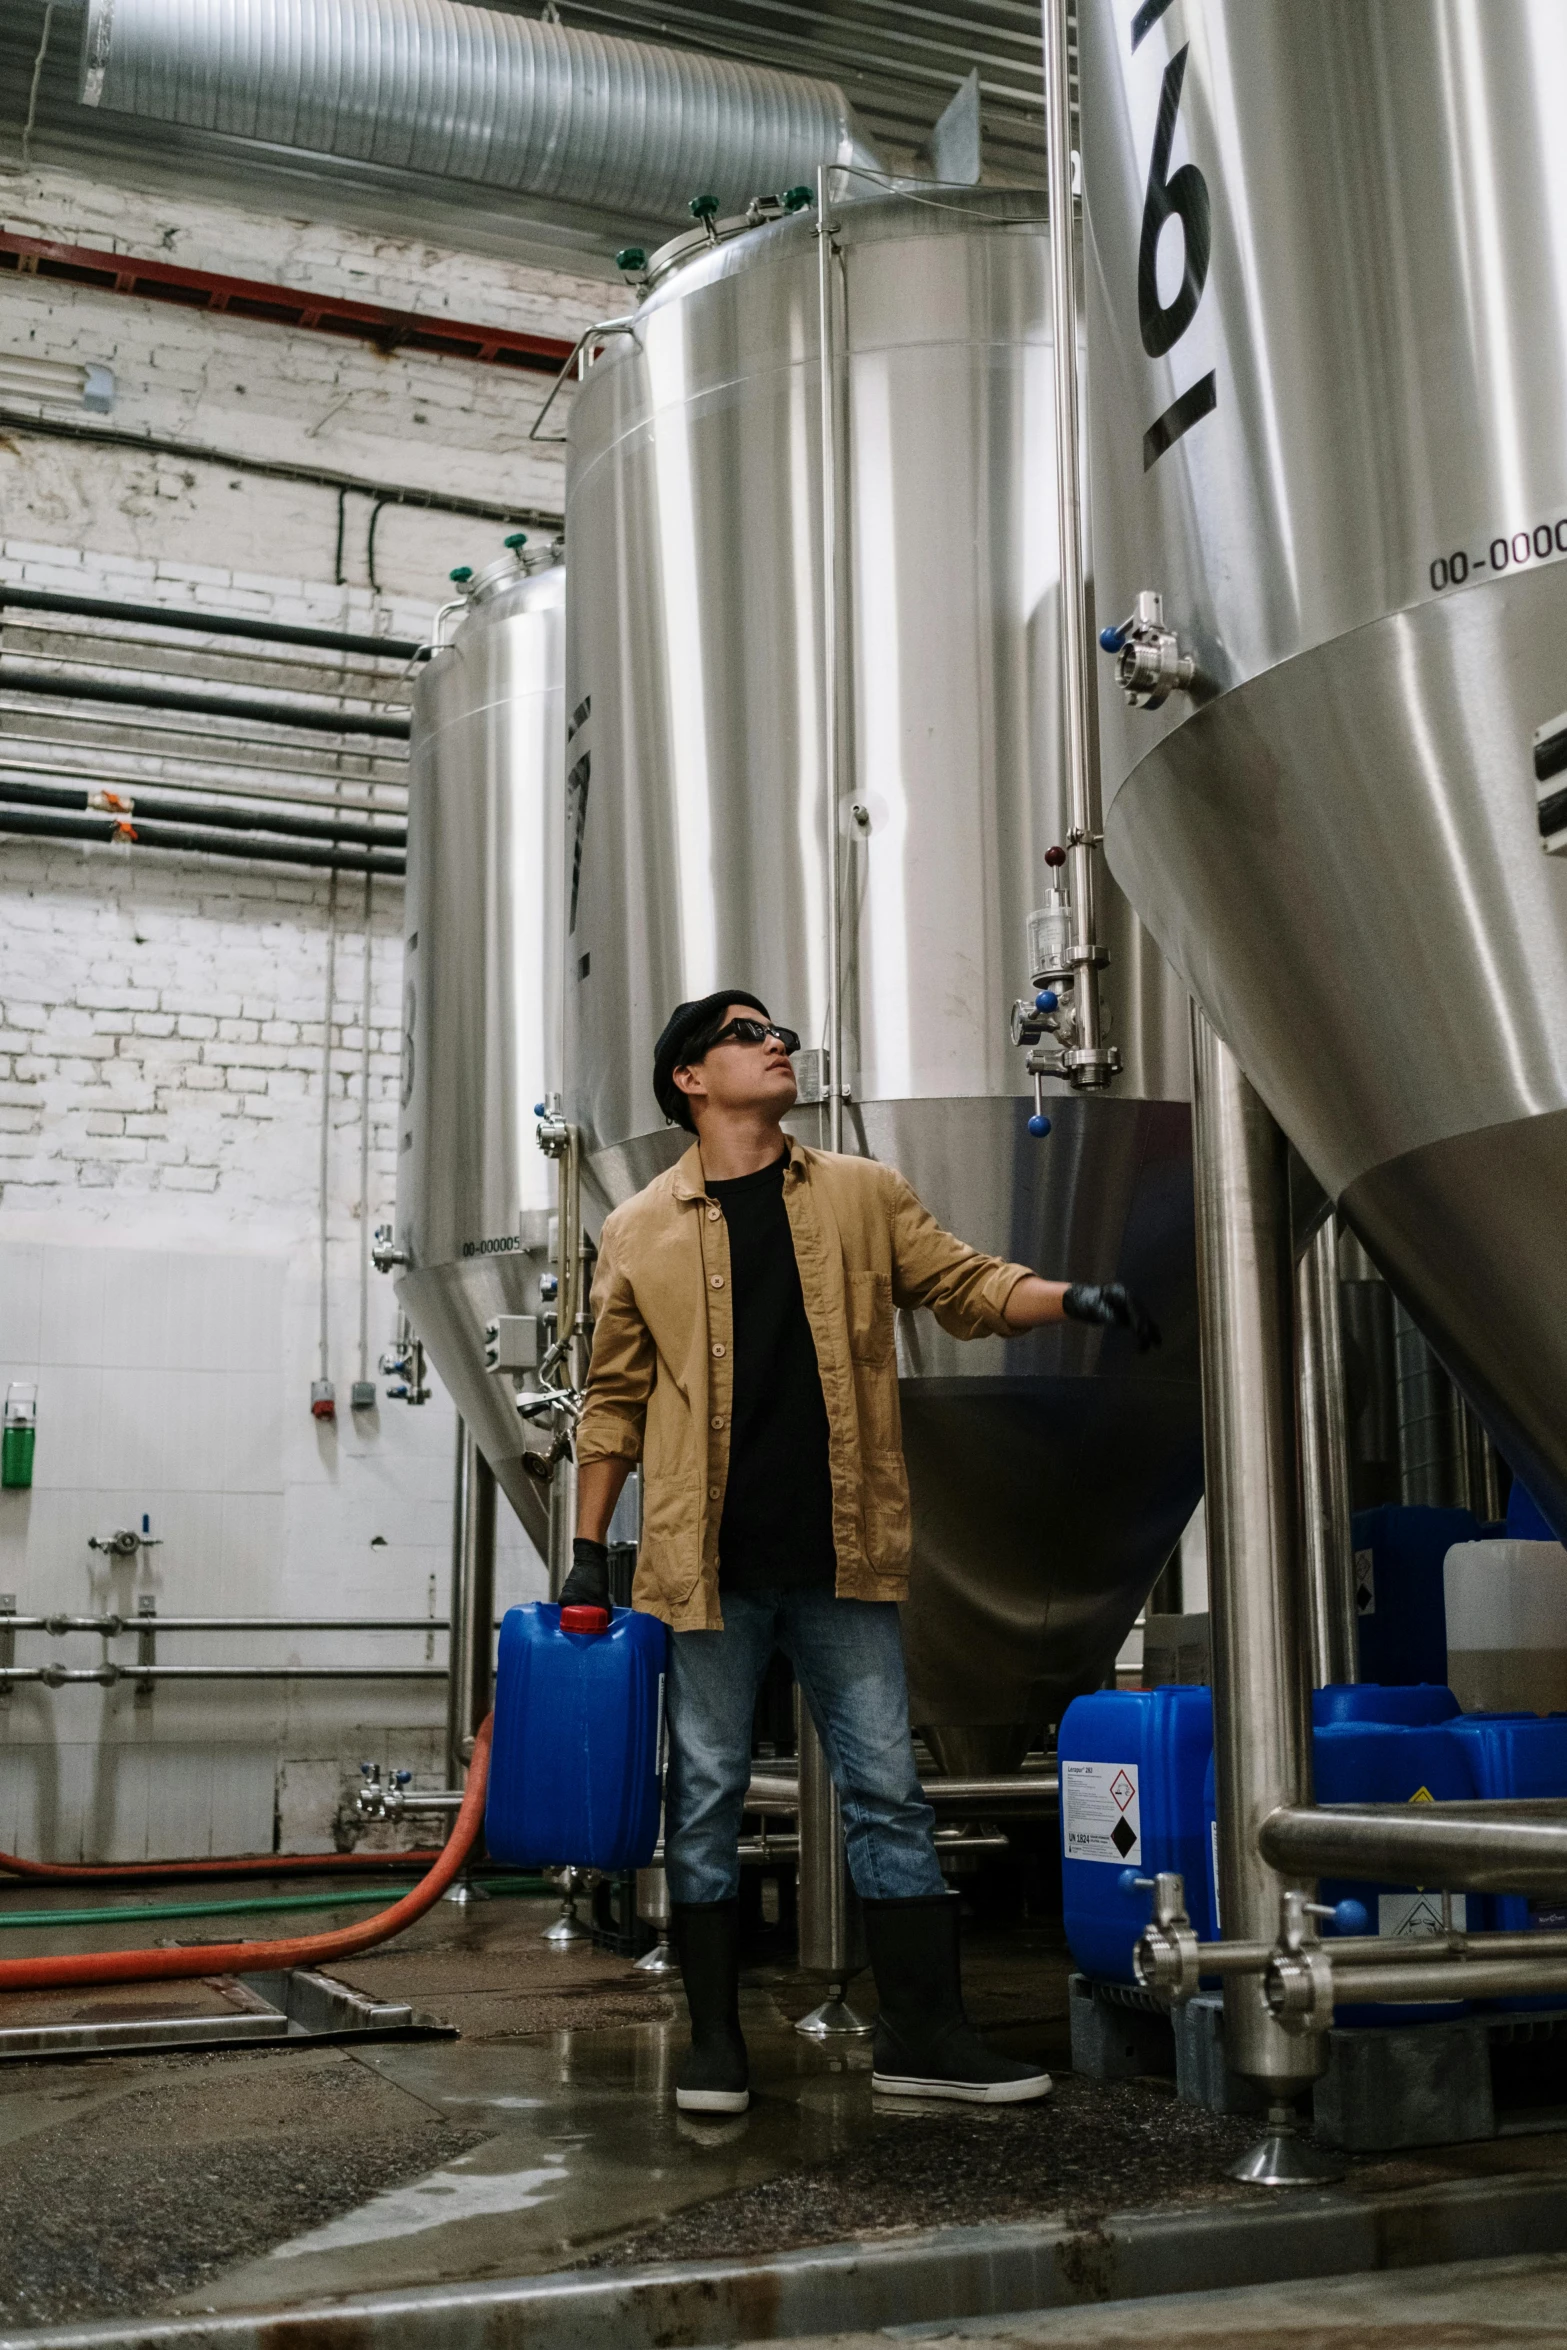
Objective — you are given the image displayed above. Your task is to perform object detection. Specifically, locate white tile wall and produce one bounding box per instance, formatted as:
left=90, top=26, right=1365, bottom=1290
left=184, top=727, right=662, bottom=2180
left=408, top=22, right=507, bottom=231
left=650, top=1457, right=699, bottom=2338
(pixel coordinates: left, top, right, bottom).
left=0, top=1232, right=544, bottom=1860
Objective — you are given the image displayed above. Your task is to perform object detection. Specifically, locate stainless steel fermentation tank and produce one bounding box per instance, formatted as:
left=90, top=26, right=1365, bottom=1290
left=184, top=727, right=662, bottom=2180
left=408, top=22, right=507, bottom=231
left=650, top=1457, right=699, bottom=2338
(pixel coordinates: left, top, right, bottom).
left=1081, top=0, right=1567, bottom=1530
left=565, top=186, right=1202, bottom=1754
left=396, top=553, right=564, bottom=1554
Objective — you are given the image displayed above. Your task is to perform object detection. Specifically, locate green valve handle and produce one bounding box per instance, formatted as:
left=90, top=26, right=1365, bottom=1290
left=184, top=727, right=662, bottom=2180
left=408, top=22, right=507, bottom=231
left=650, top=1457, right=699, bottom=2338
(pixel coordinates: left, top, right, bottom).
left=689, top=193, right=720, bottom=220
left=449, top=565, right=474, bottom=584
left=781, top=185, right=814, bottom=212
left=505, top=532, right=528, bottom=551
left=615, top=246, right=647, bottom=273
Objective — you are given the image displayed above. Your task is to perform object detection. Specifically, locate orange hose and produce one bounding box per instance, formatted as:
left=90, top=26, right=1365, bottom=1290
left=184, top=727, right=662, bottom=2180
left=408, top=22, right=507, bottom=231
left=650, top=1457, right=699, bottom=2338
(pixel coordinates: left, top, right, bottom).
left=0, top=1715, right=492, bottom=1994
left=0, top=1848, right=445, bottom=1886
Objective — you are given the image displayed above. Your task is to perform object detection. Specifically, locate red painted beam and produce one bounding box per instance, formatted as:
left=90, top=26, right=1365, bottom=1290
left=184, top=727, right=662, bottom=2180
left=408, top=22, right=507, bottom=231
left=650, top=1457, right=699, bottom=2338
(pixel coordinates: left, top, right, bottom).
left=0, top=228, right=578, bottom=377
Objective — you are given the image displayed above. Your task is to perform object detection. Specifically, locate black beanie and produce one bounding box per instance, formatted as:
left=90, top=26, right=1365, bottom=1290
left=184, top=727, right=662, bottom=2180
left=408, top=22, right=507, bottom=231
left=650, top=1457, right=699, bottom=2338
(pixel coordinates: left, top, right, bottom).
left=653, top=989, right=771, bottom=1131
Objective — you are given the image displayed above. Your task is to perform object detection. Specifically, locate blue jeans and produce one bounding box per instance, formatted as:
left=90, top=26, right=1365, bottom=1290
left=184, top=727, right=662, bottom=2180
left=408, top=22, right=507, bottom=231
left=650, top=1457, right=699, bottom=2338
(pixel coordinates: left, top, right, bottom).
left=663, top=1587, right=945, bottom=1906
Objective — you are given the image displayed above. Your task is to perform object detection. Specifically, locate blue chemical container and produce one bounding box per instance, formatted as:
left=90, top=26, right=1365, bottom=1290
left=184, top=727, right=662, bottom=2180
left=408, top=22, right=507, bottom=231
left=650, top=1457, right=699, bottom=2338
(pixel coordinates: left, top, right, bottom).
left=486, top=1602, right=667, bottom=1871
left=1314, top=1683, right=1460, bottom=1727
left=1060, top=1685, right=1214, bottom=1983
left=1353, top=1504, right=1479, bottom=1686
left=1449, top=1713, right=1567, bottom=2008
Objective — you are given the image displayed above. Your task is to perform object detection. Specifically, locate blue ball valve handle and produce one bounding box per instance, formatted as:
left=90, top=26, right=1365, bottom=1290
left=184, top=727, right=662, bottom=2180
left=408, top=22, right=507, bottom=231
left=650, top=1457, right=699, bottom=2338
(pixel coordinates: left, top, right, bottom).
left=1027, top=1113, right=1052, bottom=1139
left=1035, top=989, right=1059, bottom=1015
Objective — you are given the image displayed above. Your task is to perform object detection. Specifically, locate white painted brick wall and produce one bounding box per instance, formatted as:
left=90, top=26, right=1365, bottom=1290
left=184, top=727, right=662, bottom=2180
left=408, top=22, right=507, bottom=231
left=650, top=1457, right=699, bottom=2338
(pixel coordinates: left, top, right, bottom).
left=0, top=166, right=567, bottom=1857
left=0, top=164, right=593, bottom=597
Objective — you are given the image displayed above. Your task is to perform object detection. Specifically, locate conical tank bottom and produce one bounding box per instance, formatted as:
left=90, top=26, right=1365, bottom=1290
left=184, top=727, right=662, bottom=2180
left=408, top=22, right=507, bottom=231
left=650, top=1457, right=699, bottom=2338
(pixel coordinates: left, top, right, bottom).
left=1105, top=571, right=1567, bottom=1529
left=398, top=1257, right=552, bottom=1557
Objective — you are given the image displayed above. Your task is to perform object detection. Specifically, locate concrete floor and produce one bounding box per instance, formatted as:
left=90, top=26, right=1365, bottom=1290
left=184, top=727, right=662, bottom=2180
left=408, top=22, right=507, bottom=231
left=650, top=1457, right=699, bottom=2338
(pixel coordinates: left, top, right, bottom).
left=1, top=1879, right=1565, bottom=2338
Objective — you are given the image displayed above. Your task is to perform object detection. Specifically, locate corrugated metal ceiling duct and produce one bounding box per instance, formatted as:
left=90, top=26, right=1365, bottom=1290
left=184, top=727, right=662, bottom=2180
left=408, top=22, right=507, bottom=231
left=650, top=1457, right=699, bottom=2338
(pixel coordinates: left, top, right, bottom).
left=79, top=0, right=880, bottom=223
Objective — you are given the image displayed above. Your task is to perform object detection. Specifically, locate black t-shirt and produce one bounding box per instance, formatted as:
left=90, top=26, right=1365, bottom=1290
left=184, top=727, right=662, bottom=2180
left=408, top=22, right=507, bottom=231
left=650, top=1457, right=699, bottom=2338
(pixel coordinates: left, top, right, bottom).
left=705, top=1156, right=837, bottom=1591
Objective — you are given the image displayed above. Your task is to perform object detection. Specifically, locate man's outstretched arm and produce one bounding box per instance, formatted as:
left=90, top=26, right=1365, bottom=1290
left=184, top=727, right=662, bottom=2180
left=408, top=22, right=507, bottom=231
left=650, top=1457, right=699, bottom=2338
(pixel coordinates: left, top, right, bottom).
left=1003, top=1273, right=1160, bottom=1350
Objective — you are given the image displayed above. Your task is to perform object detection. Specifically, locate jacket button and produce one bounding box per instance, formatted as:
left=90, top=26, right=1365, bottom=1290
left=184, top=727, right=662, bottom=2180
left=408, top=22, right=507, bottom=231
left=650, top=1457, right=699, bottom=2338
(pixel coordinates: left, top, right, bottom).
left=708, top=1485, right=720, bottom=1500
left=712, top=1341, right=726, bottom=1357
left=710, top=1414, right=724, bottom=1430
left=710, top=1274, right=724, bottom=1288
left=707, top=1206, right=721, bottom=1221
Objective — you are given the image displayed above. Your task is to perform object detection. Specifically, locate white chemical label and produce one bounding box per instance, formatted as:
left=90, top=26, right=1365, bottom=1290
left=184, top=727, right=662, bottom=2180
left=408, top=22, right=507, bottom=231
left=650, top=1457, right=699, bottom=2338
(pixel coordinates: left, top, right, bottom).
left=1062, top=1759, right=1141, bottom=1867
left=1354, top=1547, right=1376, bottom=1616
left=1379, top=1891, right=1466, bottom=1938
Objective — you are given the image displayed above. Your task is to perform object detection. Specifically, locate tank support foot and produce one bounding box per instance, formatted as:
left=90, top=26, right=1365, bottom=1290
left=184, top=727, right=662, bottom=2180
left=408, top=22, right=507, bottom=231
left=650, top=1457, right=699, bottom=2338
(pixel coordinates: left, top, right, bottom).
left=796, top=1980, right=875, bottom=2039
left=1227, top=2100, right=1344, bottom=2187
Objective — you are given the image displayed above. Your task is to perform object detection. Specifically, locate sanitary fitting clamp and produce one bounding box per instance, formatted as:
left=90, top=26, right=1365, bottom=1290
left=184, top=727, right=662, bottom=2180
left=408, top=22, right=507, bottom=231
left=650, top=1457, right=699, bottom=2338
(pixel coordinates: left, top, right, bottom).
left=1099, top=591, right=1196, bottom=711
left=1130, top=1870, right=1202, bottom=2006
left=1264, top=1887, right=1363, bottom=2035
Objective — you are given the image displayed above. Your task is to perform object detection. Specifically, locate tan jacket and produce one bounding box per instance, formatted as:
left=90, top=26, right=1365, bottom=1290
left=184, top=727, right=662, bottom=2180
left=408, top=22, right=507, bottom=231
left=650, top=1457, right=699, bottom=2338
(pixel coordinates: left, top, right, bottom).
left=576, top=1137, right=1033, bottom=1631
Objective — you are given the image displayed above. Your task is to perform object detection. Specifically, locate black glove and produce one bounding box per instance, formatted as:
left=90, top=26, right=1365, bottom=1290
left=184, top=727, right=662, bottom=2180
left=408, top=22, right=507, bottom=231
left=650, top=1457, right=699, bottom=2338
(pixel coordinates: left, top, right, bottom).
left=1062, top=1282, right=1161, bottom=1353
left=559, top=1537, right=610, bottom=1609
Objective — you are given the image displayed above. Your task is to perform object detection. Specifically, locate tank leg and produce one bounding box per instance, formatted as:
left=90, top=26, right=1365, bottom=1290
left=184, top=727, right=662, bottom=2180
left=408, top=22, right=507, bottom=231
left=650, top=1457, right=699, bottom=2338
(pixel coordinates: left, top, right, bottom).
left=794, top=1701, right=873, bottom=2039
left=633, top=1863, right=681, bottom=1974
left=1190, top=1008, right=1339, bottom=2180
left=542, top=1865, right=592, bottom=1943
left=1296, top=1216, right=1358, bottom=1688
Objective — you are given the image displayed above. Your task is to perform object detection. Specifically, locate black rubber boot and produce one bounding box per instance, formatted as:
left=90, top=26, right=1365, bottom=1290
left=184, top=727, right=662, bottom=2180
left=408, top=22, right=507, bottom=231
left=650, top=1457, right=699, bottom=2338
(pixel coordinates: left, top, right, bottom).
left=671, top=1897, right=750, bottom=2113
left=862, top=1893, right=1052, bottom=2104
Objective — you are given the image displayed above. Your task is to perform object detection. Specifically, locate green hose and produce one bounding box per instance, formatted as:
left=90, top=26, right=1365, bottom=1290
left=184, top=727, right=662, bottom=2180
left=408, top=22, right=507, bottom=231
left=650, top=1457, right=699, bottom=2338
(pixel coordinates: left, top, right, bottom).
left=0, top=1876, right=551, bottom=1931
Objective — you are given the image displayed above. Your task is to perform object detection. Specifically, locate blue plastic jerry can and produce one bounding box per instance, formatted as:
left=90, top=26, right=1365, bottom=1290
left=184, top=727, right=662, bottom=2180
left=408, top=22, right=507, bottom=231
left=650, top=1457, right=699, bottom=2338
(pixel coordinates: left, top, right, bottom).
left=1059, top=1685, right=1214, bottom=1983
left=486, top=1602, right=668, bottom=1871
left=1449, top=1712, right=1567, bottom=2010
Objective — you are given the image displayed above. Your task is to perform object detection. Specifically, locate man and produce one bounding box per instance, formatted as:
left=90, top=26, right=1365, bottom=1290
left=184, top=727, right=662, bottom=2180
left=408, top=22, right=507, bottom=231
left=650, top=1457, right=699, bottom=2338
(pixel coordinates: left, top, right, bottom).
left=561, top=990, right=1158, bottom=2114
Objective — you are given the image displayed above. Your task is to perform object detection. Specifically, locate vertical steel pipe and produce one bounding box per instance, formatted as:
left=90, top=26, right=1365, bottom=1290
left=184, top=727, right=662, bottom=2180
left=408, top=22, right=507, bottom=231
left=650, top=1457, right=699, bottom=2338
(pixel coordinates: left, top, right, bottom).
left=1189, top=1007, right=1325, bottom=2094
left=1041, top=0, right=1108, bottom=1086
left=446, top=1420, right=497, bottom=1783
left=816, top=163, right=846, bottom=1154
left=1296, top=1218, right=1357, bottom=1686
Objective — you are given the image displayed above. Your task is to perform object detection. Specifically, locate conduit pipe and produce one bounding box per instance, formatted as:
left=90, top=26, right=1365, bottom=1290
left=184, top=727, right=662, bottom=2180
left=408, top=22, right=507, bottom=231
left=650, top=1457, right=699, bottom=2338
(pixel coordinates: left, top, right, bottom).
left=0, top=584, right=425, bottom=662
left=0, top=1847, right=442, bottom=1886
left=0, top=775, right=404, bottom=851
left=80, top=0, right=879, bottom=227
left=0, top=665, right=410, bottom=739
left=0, top=804, right=404, bottom=875
left=0, top=1716, right=490, bottom=1992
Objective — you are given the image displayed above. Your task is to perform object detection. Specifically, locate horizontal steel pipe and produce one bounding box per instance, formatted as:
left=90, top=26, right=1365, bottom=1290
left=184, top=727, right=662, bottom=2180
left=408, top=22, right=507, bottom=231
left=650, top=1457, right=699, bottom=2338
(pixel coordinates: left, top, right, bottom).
left=12, top=1615, right=448, bottom=1634
left=745, top=1772, right=1058, bottom=1816
left=0, top=775, right=404, bottom=849
left=1263, top=1802, right=1567, bottom=1894
left=0, top=1664, right=446, bottom=1685
left=0, top=666, right=410, bottom=738
left=0, top=804, right=405, bottom=875
left=1315, top=1954, right=1567, bottom=2007
left=0, top=585, right=425, bottom=661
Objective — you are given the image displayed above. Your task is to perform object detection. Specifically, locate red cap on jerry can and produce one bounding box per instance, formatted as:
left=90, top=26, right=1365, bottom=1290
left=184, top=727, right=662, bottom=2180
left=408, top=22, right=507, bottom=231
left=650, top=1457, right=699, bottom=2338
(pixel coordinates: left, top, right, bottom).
left=560, top=1605, right=610, bottom=1634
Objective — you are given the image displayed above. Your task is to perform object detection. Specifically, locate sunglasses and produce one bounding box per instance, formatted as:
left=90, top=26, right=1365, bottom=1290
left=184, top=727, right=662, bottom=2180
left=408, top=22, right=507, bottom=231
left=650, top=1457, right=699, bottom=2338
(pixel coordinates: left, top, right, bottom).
left=703, top=1017, right=801, bottom=1056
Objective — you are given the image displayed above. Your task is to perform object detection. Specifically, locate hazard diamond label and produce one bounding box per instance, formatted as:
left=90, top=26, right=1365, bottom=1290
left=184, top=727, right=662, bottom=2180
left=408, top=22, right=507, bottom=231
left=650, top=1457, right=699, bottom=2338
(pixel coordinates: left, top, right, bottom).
left=1062, top=1759, right=1141, bottom=1868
